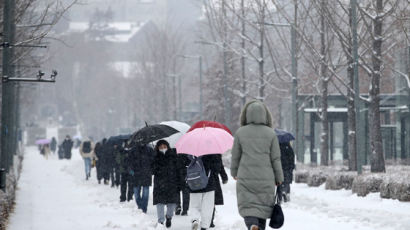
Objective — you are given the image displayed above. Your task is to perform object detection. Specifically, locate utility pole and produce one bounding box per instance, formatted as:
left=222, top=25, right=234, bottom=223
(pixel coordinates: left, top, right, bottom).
left=176, top=55, right=203, bottom=120
left=351, top=0, right=364, bottom=174
left=1, top=0, right=16, bottom=176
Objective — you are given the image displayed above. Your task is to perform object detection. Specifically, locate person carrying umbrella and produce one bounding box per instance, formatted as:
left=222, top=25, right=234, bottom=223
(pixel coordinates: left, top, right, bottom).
left=41, top=144, right=51, bottom=159
left=231, top=100, right=284, bottom=230
left=128, top=123, right=180, bottom=213
left=152, top=140, right=181, bottom=228
left=274, top=129, right=296, bottom=203
left=176, top=127, right=233, bottom=230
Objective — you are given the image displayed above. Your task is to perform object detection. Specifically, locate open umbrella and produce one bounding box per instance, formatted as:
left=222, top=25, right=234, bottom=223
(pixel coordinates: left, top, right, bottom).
left=188, top=120, right=232, bottom=135
left=155, top=121, right=190, bottom=147
left=130, top=124, right=179, bottom=145
left=274, top=129, right=295, bottom=143
left=35, top=139, right=50, bottom=145
left=176, top=127, right=233, bottom=157
left=107, top=134, right=131, bottom=146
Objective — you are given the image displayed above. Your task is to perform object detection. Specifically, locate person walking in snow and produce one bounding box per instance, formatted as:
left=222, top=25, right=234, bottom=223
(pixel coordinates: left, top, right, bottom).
left=210, top=155, right=228, bottom=228
left=175, top=153, right=190, bottom=216
left=129, top=143, right=155, bottom=213
left=57, top=144, right=64, bottom=159
left=80, top=138, right=96, bottom=180
left=62, top=135, right=74, bottom=159
left=41, top=144, right=51, bottom=159
left=189, top=154, right=222, bottom=230
left=50, top=137, right=57, bottom=154
left=152, top=140, right=180, bottom=228
left=94, top=142, right=104, bottom=184
left=115, top=143, right=133, bottom=202
left=279, top=141, right=295, bottom=202
left=231, top=100, right=284, bottom=230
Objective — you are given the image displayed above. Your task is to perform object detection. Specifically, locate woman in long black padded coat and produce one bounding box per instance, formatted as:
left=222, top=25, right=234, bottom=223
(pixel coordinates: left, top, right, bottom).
left=152, top=140, right=181, bottom=228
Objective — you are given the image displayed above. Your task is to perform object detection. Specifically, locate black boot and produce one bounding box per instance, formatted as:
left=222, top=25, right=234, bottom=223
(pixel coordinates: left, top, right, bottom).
left=165, top=216, right=172, bottom=228
left=181, top=210, right=188, bottom=216
left=98, top=180, right=101, bottom=184
left=175, top=206, right=182, bottom=215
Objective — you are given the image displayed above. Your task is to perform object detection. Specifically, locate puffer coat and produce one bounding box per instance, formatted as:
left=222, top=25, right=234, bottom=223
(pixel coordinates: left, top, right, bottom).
left=231, top=100, right=284, bottom=219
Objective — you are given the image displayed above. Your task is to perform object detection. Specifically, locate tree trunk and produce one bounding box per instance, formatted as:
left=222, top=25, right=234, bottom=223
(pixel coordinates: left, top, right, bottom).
left=369, top=0, right=385, bottom=173
left=258, top=7, right=265, bottom=101
left=241, top=0, right=247, bottom=106
left=320, top=0, right=329, bottom=166
left=347, top=6, right=357, bottom=171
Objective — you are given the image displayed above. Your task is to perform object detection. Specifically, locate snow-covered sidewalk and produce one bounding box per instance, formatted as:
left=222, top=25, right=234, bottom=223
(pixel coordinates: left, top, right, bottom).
left=8, top=147, right=410, bottom=230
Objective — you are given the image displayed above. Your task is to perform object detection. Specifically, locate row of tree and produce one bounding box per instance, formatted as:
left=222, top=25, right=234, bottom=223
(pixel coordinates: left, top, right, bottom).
left=197, top=0, right=409, bottom=172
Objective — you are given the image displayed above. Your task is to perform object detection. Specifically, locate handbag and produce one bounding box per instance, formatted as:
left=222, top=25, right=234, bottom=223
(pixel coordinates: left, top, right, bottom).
left=269, top=186, right=284, bottom=229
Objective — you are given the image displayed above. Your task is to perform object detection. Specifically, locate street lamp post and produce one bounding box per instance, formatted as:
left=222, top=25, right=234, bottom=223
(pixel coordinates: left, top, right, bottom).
left=166, top=73, right=182, bottom=121
left=262, top=22, right=299, bottom=160
left=177, top=55, right=203, bottom=120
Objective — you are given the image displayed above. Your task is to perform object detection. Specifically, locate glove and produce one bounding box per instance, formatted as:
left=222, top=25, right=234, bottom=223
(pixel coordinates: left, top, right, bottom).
left=129, top=170, right=135, bottom=176
left=222, top=179, right=228, bottom=184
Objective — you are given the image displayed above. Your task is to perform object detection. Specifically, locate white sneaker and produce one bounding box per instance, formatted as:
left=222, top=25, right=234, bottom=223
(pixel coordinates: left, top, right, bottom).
left=191, top=219, right=199, bottom=230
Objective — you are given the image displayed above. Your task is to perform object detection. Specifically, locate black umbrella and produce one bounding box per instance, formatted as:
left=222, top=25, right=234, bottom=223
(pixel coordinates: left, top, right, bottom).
left=274, top=129, right=295, bottom=144
left=107, top=134, right=131, bottom=146
left=130, top=124, right=179, bottom=145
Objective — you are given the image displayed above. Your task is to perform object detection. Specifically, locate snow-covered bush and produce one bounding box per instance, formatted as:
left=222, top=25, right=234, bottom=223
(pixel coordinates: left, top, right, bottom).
left=352, top=174, right=384, bottom=197
left=325, top=172, right=356, bottom=190
left=295, top=170, right=309, bottom=183
left=307, top=172, right=327, bottom=187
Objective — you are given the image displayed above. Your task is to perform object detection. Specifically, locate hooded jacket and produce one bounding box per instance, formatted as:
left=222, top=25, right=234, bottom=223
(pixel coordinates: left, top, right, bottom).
left=152, top=141, right=180, bottom=205
left=231, top=100, right=284, bottom=219
left=79, top=139, right=96, bottom=159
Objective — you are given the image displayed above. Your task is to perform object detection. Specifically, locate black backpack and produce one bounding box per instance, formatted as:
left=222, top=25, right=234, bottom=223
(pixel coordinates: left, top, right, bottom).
left=82, top=141, right=92, bottom=153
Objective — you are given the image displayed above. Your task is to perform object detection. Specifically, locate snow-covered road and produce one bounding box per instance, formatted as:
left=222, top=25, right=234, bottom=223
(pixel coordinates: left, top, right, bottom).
left=8, top=147, right=410, bottom=230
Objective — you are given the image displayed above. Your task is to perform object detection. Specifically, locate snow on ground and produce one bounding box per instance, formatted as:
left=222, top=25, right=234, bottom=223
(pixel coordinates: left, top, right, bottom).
left=8, top=147, right=410, bottom=230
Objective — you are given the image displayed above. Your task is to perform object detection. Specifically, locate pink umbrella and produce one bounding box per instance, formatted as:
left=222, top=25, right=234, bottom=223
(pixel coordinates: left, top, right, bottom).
left=35, top=139, right=50, bottom=145
left=176, top=127, right=233, bottom=156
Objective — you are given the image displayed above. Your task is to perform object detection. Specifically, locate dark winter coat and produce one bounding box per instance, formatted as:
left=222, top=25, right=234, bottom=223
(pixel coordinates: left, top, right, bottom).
left=129, top=144, right=155, bottom=187
left=62, top=139, right=73, bottom=158
left=115, top=147, right=129, bottom=174
left=214, top=155, right=228, bottom=205
left=190, top=154, right=222, bottom=194
left=50, top=138, right=57, bottom=152
left=176, top=154, right=191, bottom=188
left=57, top=145, right=64, bottom=159
left=280, top=142, right=295, bottom=184
left=152, top=148, right=180, bottom=205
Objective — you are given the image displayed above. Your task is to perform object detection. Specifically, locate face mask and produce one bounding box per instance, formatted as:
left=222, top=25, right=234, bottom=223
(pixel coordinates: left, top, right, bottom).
left=159, top=148, right=167, bottom=154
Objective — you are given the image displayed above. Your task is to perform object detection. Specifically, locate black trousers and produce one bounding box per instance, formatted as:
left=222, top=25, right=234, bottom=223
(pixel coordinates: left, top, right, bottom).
left=96, top=160, right=103, bottom=181
left=176, top=185, right=190, bottom=211
left=244, top=216, right=266, bottom=230
left=120, top=173, right=133, bottom=201
left=110, top=167, right=120, bottom=186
